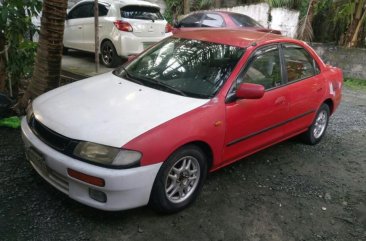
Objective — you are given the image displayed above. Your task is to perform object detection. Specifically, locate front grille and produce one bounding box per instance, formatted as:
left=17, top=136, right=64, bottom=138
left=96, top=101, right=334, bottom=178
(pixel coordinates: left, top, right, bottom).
left=29, top=116, right=76, bottom=152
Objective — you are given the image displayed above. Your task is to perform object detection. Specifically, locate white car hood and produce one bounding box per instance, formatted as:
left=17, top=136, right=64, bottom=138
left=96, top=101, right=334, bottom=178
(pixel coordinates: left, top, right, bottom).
left=33, top=72, right=208, bottom=147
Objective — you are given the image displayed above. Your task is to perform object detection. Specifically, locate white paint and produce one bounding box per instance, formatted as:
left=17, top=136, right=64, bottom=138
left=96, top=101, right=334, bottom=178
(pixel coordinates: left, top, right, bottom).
left=22, top=118, right=162, bottom=210
left=215, top=3, right=300, bottom=38
left=270, top=8, right=299, bottom=38
left=63, top=0, right=171, bottom=57
left=329, top=82, right=335, bottom=96
left=33, top=72, right=208, bottom=148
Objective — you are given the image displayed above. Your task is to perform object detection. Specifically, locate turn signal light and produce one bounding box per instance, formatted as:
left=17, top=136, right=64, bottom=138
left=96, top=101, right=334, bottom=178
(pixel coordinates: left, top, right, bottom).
left=114, top=20, right=133, bottom=32
left=67, top=168, right=105, bottom=187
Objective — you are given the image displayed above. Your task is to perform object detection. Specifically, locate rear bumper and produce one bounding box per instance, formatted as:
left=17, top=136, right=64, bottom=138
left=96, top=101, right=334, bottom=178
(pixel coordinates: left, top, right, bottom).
left=115, top=32, right=172, bottom=57
left=21, top=118, right=162, bottom=211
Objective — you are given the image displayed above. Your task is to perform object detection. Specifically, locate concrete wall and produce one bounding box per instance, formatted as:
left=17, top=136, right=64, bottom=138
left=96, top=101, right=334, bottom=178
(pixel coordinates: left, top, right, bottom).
left=215, top=3, right=299, bottom=37
left=311, top=43, right=366, bottom=80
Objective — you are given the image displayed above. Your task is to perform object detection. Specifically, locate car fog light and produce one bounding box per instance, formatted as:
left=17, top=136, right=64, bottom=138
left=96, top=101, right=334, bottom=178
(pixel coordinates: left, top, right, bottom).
left=89, top=188, right=107, bottom=203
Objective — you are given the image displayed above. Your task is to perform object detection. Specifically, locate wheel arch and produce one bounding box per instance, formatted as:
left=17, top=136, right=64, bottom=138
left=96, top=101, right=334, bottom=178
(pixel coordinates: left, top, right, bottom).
left=323, top=98, right=334, bottom=115
left=100, top=38, right=114, bottom=49
left=180, top=141, right=214, bottom=171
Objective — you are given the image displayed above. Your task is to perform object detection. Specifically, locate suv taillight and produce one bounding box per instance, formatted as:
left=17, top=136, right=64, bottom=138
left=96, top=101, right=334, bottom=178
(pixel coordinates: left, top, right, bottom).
left=165, top=23, right=173, bottom=33
left=114, top=20, right=133, bottom=32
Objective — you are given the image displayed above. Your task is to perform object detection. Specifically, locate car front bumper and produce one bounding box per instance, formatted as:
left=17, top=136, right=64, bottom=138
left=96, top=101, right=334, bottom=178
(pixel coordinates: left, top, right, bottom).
left=21, top=118, right=162, bottom=211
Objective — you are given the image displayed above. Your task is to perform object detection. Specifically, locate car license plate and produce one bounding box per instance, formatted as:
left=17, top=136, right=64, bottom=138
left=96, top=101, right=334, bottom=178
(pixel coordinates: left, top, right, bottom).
left=26, top=147, right=47, bottom=174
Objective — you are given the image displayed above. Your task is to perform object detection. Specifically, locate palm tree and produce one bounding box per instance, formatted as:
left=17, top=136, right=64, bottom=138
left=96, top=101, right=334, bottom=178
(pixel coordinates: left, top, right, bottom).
left=341, top=0, right=366, bottom=47
left=296, top=0, right=317, bottom=41
left=17, top=0, right=68, bottom=112
left=0, top=33, right=5, bottom=92
left=266, top=0, right=301, bottom=9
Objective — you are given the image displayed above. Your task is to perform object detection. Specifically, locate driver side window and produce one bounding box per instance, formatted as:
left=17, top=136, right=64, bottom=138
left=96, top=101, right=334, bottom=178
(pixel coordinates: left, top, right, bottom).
left=68, top=3, right=93, bottom=19
left=238, top=45, right=282, bottom=89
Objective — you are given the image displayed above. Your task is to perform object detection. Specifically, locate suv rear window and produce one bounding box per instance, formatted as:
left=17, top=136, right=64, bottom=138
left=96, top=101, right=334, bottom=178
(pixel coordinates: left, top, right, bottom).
left=120, top=6, right=164, bottom=20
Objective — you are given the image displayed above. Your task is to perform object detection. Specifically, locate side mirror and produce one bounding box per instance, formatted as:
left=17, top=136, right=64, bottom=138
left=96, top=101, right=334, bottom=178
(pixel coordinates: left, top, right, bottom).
left=236, top=83, right=265, bottom=99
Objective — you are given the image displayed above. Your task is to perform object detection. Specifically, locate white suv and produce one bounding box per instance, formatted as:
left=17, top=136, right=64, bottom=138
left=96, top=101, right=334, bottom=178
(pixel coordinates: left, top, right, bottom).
left=63, top=0, right=172, bottom=67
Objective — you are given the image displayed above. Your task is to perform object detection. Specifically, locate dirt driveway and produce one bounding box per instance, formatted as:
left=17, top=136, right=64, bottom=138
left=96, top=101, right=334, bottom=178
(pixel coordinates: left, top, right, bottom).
left=0, top=88, right=365, bottom=241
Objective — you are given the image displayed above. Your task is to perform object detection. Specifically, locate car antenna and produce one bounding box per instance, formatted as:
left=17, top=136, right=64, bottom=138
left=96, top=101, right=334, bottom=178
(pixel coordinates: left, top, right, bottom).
left=247, top=29, right=278, bottom=48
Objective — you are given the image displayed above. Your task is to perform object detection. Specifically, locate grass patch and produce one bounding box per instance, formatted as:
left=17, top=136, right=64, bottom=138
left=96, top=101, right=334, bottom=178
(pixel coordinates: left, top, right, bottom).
left=344, top=78, right=366, bottom=91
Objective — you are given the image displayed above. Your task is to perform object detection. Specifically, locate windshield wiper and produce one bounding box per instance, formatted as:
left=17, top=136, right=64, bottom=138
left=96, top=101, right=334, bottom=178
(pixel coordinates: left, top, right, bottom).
left=119, top=66, right=144, bottom=85
left=152, top=79, right=187, bottom=97
left=134, top=75, right=187, bottom=97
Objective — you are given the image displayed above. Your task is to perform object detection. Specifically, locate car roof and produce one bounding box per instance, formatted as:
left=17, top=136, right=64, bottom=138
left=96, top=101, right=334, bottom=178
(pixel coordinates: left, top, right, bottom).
left=173, top=28, right=289, bottom=48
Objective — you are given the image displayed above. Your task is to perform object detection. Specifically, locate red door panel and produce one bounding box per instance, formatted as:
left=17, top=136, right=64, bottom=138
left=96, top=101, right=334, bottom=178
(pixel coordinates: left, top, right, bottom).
left=224, top=87, right=289, bottom=164
left=285, top=75, right=325, bottom=136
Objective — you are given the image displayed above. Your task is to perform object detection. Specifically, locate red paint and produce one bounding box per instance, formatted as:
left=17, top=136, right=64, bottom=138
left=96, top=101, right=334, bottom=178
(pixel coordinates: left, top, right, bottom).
left=236, top=83, right=265, bottom=99
left=123, top=29, right=343, bottom=172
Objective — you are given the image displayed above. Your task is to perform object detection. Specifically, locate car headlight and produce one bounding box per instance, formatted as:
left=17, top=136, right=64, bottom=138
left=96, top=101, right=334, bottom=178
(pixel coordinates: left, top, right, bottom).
left=73, top=141, right=142, bottom=167
left=26, top=103, right=33, bottom=123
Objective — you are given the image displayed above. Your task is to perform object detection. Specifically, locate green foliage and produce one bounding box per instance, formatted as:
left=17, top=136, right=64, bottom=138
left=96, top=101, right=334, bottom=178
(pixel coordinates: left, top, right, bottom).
left=344, top=78, right=366, bottom=91
left=163, top=0, right=183, bottom=24
left=266, top=0, right=302, bottom=9
left=0, top=0, right=42, bottom=85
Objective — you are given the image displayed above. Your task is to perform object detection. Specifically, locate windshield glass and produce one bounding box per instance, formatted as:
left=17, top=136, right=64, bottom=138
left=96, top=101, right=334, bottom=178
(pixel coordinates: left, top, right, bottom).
left=114, top=37, right=245, bottom=99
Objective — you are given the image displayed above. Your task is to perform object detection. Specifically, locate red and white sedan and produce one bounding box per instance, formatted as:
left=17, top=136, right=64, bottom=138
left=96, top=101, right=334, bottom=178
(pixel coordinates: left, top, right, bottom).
left=21, top=29, right=342, bottom=213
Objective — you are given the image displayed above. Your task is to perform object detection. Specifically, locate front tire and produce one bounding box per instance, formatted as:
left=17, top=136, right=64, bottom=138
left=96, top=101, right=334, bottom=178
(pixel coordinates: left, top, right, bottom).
left=149, top=145, right=208, bottom=213
left=100, top=41, right=120, bottom=68
left=302, top=104, right=330, bottom=145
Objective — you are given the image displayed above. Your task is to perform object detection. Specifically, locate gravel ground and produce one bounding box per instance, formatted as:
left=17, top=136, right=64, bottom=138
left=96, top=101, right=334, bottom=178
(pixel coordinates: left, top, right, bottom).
left=0, top=87, right=365, bottom=241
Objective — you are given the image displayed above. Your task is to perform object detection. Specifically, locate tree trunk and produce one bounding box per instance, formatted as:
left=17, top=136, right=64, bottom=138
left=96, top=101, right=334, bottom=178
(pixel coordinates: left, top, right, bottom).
left=183, top=0, right=190, bottom=14
left=343, top=0, right=366, bottom=47
left=296, top=0, right=317, bottom=41
left=0, top=33, right=6, bottom=92
left=17, top=0, right=68, bottom=113
left=215, top=0, right=221, bottom=8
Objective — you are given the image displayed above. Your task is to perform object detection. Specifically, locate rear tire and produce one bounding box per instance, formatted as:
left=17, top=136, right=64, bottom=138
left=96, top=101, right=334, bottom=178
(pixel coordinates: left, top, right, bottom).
left=100, top=40, right=120, bottom=68
left=149, top=145, right=208, bottom=213
left=301, top=104, right=330, bottom=145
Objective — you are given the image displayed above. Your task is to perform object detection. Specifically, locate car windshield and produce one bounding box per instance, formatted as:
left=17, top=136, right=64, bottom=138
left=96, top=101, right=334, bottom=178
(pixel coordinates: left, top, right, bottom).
left=120, top=6, right=164, bottom=20
left=113, top=37, right=245, bottom=99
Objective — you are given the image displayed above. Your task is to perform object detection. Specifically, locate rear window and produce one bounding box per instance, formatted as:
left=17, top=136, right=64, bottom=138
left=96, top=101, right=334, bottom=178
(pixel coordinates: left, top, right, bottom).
left=120, top=6, right=164, bottom=20
left=230, top=13, right=263, bottom=27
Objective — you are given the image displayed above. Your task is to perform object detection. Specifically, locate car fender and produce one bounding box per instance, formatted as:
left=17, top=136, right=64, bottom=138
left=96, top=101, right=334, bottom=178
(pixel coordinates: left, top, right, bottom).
left=122, top=98, right=226, bottom=170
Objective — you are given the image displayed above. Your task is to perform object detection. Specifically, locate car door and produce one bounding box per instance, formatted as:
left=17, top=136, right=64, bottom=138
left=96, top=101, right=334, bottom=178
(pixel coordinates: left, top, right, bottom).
left=224, top=45, right=289, bottom=163
left=83, top=3, right=110, bottom=52
left=281, top=43, right=326, bottom=136
left=64, top=2, right=93, bottom=51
